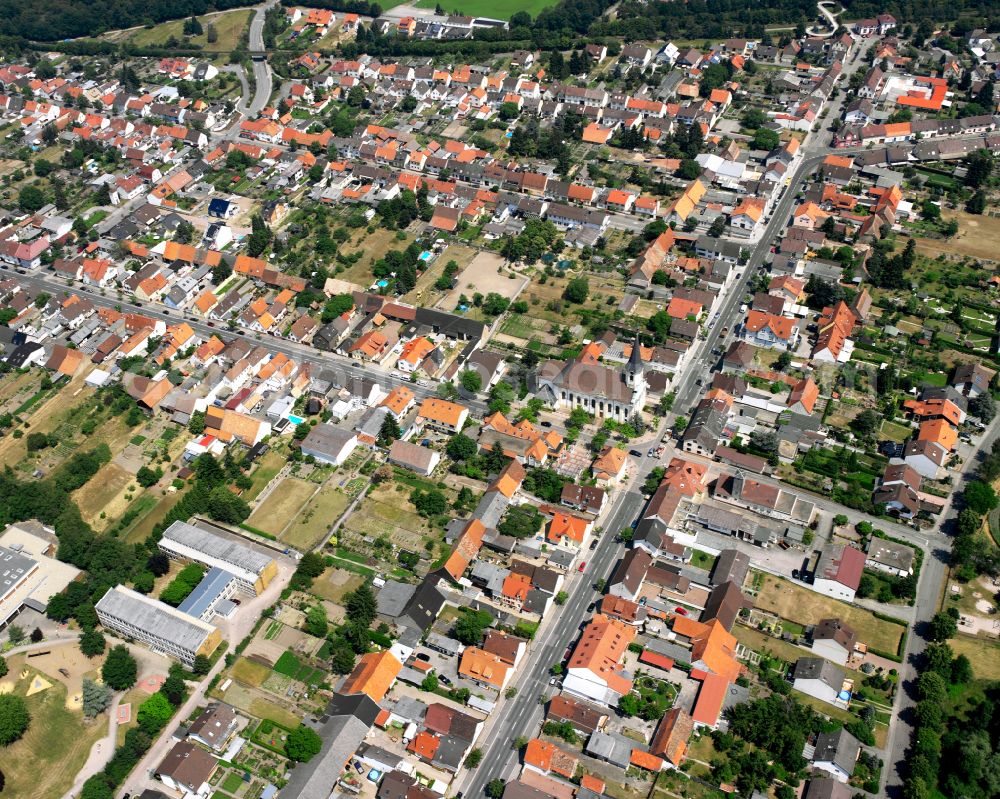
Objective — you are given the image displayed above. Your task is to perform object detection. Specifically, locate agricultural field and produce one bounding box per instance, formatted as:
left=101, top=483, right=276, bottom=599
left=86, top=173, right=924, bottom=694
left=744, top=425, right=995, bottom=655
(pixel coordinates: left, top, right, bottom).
left=308, top=566, right=366, bottom=603
left=229, top=656, right=272, bottom=688
left=74, top=462, right=137, bottom=529
left=246, top=477, right=316, bottom=537
left=752, top=573, right=906, bottom=656
left=913, top=210, right=1000, bottom=261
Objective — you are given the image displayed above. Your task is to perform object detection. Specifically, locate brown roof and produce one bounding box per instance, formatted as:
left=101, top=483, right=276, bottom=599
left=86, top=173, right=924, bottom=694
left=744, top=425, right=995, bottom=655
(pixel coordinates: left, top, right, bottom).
left=187, top=704, right=236, bottom=748
left=546, top=695, right=604, bottom=734
left=700, top=581, right=748, bottom=631
left=609, top=548, right=652, bottom=596
left=482, top=630, right=526, bottom=665
left=813, top=618, right=858, bottom=651
left=388, top=439, right=438, bottom=472
left=156, top=742, right=217, bottom=790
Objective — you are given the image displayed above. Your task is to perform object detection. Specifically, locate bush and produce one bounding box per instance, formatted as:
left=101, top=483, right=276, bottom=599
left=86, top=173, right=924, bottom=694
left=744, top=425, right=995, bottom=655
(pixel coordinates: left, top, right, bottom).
left=0, top=694, right=30, bottom=745
left=285, top=725, right=323, bottom=762
left=159, top=562, right=206, bottom=606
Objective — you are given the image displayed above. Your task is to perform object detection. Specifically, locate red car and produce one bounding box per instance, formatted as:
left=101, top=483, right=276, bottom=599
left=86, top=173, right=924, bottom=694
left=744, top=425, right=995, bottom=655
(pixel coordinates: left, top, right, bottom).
left=674, top=607, right=689, bottom=616
left=578, top=561, right=587, bottom=572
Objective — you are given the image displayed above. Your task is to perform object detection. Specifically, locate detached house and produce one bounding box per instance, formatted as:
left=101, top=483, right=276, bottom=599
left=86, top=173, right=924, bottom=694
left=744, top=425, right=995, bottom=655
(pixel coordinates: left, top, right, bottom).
left=812, top=543, right=865, bottom=601
left=742, top=310, right=799, bottom=350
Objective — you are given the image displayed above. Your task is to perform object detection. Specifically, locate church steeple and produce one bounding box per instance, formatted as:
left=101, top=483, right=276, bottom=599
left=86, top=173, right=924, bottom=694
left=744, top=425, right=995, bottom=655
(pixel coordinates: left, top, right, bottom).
left=626, top=335, right=645, bottom=388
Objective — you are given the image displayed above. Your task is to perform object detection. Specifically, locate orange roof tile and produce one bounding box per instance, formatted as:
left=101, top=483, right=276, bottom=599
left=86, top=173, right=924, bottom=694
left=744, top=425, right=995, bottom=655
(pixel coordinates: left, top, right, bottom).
left=630, top=749, right=664, bottom=771
left=592, top=446, right=627, bottom=481
left=459, top=646, right=511, bottom=689
left=547, top=511, right=590, bottom=544
left=502, top=572, right=532, bottom=602
left=381, top=385, right=415, bottom=416
left=650, top=708, right=694, bottom=765
left=399, top=336, right=435, bottom=365
left=490, top=459, right=526, bottom=499
left=691, top=672, right=730, bottom=726
left=745, top=310, right=796, bottom=341
left=917, top=418, right=958, bottom=451
left=417, top=398, right=467, bottom=428
left=340, top=651, right=402, bottom=702
left=408, top=731, right=440, bottom=761
left=788, top=377, right=820, bottom=414
left=667, top=296, right=703, bottom=320
left=524, top=739, right=577, bottom=778
left=662, top=457, right=707, bottom=496
left=567, top=614, right=637, bottom=696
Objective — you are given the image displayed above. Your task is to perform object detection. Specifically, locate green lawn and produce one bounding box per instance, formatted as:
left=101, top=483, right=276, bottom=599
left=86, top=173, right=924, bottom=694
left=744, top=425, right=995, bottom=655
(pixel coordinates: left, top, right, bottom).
left=690, top=550, right=717, bottom=572
left=221, top=773, right=244, bottom=794
left=949, top=634, right=1000, bottom=680
left=335, top=547, right=368, bottom=564
left=273, top=650, right=325, bottom=684
left=127, top=8, right=253, bottom=52
left=0, top=661, right=107, bottom=799
left=413, top=0, right=557, bottom=18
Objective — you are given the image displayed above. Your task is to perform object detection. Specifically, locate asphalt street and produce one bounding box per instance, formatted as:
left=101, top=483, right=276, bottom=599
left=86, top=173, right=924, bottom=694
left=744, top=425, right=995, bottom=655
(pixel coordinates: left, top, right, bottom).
left=0, top=265, right=488, bottom=414
left=245, top=1, right=277, bottom=119
left=671, top=39, right=869, bottom=416
left=458, top=486, right=648, bottom=798
left=882, top=411, right=1000, bottom=796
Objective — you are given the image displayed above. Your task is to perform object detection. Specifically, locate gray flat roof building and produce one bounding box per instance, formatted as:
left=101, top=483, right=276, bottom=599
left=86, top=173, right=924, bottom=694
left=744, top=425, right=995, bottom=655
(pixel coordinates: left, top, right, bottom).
left=96, top=585, right=219, bottom=667
left=0, top=545, right=38, bottom=621
left=160, top=521, right=275, bottom=594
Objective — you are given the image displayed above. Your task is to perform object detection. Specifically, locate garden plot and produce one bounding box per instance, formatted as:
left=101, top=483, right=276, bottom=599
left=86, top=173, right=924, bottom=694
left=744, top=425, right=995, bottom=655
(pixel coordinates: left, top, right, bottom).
left=753, top=574, right=905, bottom=656
left=247, top=477, right=316, bottom=537
left=280, top=487, right=351, bottom=551
left=438, top=250, right=521, bottom=311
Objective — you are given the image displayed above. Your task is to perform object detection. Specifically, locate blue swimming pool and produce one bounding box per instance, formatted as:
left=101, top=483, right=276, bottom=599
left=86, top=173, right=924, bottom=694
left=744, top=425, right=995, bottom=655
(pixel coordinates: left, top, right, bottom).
left=287, top=414, right=305, bottom=425
left=419, top=250, right=433, bottom=261
left=377, top=279, right=389, bottom=288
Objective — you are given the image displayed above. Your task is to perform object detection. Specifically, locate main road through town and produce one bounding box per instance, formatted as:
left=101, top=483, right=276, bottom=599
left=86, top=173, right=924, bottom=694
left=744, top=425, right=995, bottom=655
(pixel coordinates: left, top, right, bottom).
left=456, top=481, right=649, bottom=798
